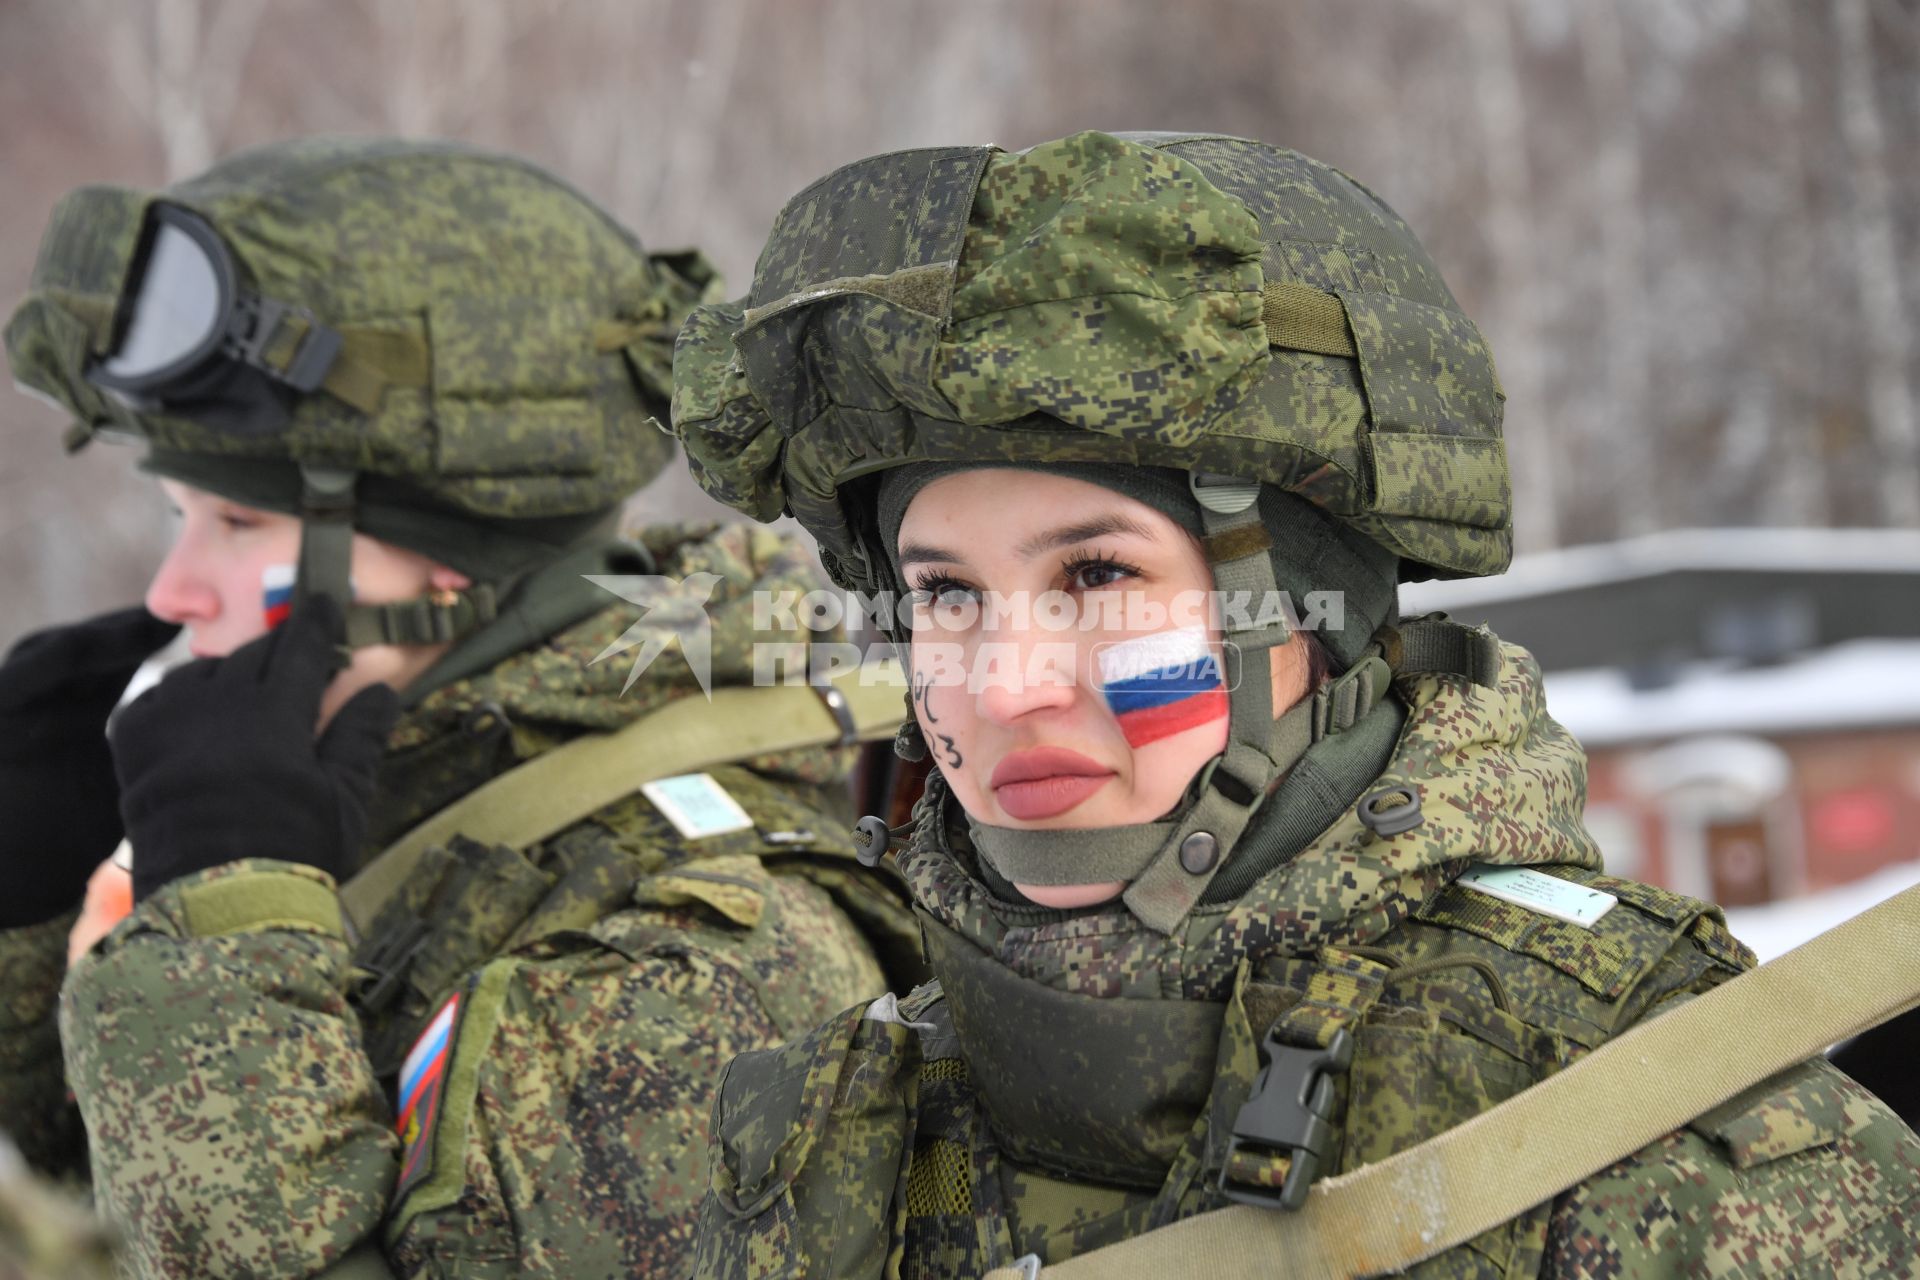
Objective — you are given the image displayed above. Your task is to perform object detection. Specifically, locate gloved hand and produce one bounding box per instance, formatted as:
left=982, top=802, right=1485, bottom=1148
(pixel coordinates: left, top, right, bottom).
left=0, top=607, right=179, bottom=928
left=111, top=598, right=400, bottom=902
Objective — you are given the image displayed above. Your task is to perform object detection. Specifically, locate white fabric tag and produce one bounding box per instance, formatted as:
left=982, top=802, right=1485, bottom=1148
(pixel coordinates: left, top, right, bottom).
left=642, top=772, right=755, bottom=840
left=1456, top=864, right=1618, bottom=929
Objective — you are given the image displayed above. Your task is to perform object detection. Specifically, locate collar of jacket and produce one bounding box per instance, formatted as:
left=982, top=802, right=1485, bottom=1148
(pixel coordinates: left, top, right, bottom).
left=898, top=639, right=1602, bottom=1005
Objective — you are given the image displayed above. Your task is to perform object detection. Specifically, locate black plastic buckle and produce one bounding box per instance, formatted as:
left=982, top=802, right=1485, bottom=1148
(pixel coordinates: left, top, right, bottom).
left=1217, top=1026, right=1354, bottom=1211
left=225, top=294, right=342, bottom=392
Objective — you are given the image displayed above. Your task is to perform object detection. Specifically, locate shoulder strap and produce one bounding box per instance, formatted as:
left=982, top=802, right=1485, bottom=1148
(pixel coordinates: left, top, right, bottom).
left=987, top=882, right=1920, bottom=1280
left=340, top=662, right=906, bottom=933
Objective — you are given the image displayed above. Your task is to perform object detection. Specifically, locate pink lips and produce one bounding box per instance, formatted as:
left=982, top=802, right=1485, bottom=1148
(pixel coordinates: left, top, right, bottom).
left=990, top=746, right=1115, bottom=821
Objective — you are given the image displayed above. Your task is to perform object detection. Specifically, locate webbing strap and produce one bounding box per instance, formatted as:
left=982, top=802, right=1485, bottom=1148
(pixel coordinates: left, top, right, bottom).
left=1383, top=616, right=1502, bottom=689
left=343, top=582, right=502, bottom=649
left=985, top=882, right=1920, bottom=1280
left=264, top=315, right=431, bottom=414
left=338, top=659, right=909, bottom=932
left=322, top=328, right=431, bottom=414
left=1261, top=282, right=1355, bottom=358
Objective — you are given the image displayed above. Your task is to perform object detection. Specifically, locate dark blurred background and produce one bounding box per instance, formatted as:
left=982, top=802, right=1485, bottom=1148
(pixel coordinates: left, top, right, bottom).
left=5, top=0, right=1919, bottom=935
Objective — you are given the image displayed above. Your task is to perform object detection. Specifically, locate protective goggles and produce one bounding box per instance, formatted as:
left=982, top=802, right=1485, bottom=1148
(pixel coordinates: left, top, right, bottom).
left=87, top=203, right=343, bottom=430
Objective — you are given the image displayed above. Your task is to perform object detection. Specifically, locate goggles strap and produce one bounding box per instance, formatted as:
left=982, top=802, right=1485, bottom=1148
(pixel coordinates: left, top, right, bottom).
left=227, top=296, right=343, bottom=394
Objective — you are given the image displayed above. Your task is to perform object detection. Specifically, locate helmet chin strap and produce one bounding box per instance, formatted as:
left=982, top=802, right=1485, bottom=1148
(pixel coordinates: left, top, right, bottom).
left=294, top=464, right=502, bottom=668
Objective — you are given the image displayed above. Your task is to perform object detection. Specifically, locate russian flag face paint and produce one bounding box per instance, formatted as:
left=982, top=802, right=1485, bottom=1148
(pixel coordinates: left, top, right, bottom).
left=1097, top=626, right=1228, bottom=749
left=261, top=564, right=295, bottom=630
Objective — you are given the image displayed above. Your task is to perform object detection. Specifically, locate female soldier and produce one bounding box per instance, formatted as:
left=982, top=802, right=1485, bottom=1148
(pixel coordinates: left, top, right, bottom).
left=670, top=132, right=1920, bottom=1276
left=1, top=137, right=914, bottom=1278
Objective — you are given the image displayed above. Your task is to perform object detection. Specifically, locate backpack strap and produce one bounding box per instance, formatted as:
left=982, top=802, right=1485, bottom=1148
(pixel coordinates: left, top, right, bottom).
left=339, top=659, right=906, bottom=933
left=985, top=882, right=1920, bottom=1280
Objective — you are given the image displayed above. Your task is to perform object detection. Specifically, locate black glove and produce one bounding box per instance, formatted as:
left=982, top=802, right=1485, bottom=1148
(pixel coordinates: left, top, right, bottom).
left=111, top=598, right=400, bottom=902
left=0, top=607, right=179, bottom=928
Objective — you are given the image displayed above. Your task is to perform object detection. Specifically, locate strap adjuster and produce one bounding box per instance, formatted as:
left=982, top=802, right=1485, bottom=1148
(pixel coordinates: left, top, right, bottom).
left=1218, top=1026, right=1354, bottom=1211
left=226, top=295, right=343, bottom=392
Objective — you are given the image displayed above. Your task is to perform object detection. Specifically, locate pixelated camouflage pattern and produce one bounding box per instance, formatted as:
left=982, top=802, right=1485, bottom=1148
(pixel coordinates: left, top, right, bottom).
left=0, top=911, right=86, bottom=1181
left=671, top=131, right=1510, bottom=588
left=0, top=1134, right=116, bottom=1280
left=1547, top=1057, right=1920, bottom=1276
left=58, top=522, right=915, bottom=1279
left=7, top=138, right=719, bottom=519
left=691, top=639, right=1920, bottom=1278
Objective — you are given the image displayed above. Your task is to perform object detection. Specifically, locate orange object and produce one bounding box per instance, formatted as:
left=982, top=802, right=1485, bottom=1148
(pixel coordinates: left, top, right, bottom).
left=69, top=854, right=135, bottom=967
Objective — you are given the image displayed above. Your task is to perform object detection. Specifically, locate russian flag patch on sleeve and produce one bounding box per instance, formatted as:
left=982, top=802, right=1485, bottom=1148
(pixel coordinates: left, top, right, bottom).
left=394, top=990, right=462, bottom=1195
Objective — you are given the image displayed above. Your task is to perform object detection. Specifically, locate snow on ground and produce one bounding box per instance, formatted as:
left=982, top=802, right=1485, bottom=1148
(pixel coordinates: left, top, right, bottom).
left=1723, top=860, right=1920, bottom=962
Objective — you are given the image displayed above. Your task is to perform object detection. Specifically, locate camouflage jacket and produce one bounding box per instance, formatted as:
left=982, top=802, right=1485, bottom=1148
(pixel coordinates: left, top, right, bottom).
left=0, top=1133, right=115, bottom=1280
left=692, top=641, right=1920, bottom=1279
left=45, top=522, right=916, bottom=1279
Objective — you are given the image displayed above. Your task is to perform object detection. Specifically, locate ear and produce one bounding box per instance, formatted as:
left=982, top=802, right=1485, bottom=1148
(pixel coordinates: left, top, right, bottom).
left=429, top=564, right=474, bottom=592
left=1268, top=635, right=1313, bottom=718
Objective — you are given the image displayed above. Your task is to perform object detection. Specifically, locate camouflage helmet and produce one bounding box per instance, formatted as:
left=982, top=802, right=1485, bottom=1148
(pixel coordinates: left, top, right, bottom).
left=670, top=131, right=1510, bottom=935
left=6, top=136, right=719, bottom=648
left=671, top=130, right=1509, bottom=594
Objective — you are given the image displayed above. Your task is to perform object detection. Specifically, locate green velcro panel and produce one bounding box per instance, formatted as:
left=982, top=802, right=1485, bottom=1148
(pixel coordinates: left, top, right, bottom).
left=1413, top=886, right=1639, bottom=999
left=178, top=873, right=345, bottom=939
left=1204, top=523, right=1274, bottom=565
left=1367, top=431, right=1510, bottom=529
left=386, top=958, right=517, bottom=1237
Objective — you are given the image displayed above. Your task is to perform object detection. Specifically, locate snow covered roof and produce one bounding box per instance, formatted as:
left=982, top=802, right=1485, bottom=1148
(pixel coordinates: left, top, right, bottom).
left=1403, top=527, right=1920, bottom=612
left=1544, top=639, right=1920, bottom=746
left=1398, top=528, right=1920, bottom=675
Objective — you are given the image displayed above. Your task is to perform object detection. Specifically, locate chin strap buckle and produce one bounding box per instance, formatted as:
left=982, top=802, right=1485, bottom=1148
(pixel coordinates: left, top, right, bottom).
left=1218, top=1026, right=1354, bottom=1211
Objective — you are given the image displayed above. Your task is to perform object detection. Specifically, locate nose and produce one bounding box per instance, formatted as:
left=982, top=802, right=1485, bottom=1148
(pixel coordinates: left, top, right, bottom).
left=974, top=635, right=1080, bottom=727
left=144, top=538, right=218, bottom=626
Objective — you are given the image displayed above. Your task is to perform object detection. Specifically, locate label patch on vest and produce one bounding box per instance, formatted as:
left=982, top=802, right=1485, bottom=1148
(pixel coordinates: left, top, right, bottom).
left=1457, top=864, right=1617, bottom=928
left=642, top=772, right=755, bottom=839
left=395, top=991, right=462, bottom=1196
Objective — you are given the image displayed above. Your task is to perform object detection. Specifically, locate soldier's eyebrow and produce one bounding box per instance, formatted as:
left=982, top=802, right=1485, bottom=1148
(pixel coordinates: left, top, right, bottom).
left=898, top=542, right=965, bottom=568
left=1014, top=514, right=1157, bottom=560
left=899, top=514, right=1158, bottom=570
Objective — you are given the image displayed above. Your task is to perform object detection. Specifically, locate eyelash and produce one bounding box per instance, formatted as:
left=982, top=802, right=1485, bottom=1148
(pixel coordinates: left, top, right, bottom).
left=1060, top=552, right=1141, bottom=591
left=908, top=553, right=1142, bottom=606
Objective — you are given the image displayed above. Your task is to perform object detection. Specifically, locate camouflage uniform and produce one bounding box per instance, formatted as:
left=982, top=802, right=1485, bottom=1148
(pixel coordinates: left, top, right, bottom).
left=667, top=132, right=1920, bottom=1278
left=2, top=140, right=915, bottom=1278
left=0, top=1134, right=115, bottom=1280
